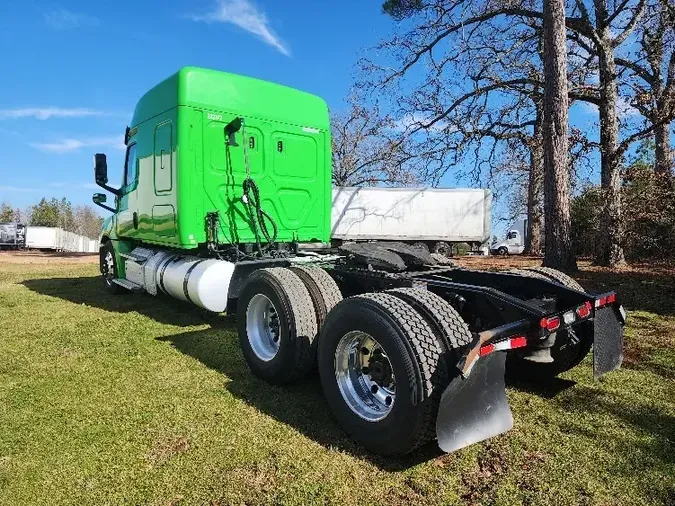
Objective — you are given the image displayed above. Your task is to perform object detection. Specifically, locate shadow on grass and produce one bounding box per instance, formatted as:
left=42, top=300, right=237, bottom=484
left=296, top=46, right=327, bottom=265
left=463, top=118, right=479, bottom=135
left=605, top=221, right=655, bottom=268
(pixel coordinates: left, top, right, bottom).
left=22, top=276, right=226, bottom=328
left=157, top=326, right=444, bottom=471
left=575, top=267, right=675, bottom=317
left=506, top=377, right=577, bottom=399
left=554, top=384, right=675, bottom=466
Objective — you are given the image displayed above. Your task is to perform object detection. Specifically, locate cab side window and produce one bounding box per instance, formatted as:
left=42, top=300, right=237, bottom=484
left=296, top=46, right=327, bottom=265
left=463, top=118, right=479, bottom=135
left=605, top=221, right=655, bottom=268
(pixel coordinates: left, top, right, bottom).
left=124, top=143, right=138, bottom=190
left=507, top=231, right=517, bottom=240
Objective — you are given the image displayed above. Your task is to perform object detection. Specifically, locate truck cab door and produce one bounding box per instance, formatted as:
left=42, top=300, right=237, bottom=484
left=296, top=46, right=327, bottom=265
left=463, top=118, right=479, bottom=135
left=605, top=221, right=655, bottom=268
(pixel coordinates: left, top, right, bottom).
left=506, top=230, right=523, bottom=254
left=116, top=143, right=140, bottom=238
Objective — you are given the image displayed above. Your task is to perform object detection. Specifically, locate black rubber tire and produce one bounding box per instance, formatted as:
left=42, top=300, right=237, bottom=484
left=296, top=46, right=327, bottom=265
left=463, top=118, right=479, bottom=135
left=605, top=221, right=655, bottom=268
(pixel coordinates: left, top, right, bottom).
left=237, top=268, right=318, bottom=384
left=317, top=293, right=448, bottom=456
left=338, top=242, right=406, bottom=271
left=386, top=288, right=472, bottom=352
left=506, top=268, right=592, bottom=380
left=289, top=265, right=343, bottom=330
left=412, top=242, right=430, bottom=253
left=497, top=246, right=509, bottom=256
left=433, top=241, right=451, bottom=256
left=507, top=268, right=550, bottom=280
left=100, top=242, right=127, bottom=295
left=523, top=266, right=584, bottom=291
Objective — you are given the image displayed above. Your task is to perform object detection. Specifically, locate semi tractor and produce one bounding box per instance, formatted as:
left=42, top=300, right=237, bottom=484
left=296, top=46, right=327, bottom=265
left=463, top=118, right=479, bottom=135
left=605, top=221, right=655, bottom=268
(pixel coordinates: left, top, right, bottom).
left=92, top=67, right=625, bottom=456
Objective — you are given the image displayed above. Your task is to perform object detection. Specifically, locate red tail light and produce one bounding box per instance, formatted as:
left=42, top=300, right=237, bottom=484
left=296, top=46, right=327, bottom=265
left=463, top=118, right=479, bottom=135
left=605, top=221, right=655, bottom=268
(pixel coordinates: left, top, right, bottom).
left=607, top=293, right=616, bottom=304
left=576, top=301, right=592, bottom=319
left=540, top=316, right=560, bottom=331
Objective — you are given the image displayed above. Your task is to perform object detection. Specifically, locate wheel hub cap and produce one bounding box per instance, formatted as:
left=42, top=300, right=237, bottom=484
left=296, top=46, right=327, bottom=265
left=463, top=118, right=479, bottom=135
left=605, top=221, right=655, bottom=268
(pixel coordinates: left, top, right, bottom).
left=334, top=331, right=396, bottom=422
left=246, top=293, right=281, bottom=362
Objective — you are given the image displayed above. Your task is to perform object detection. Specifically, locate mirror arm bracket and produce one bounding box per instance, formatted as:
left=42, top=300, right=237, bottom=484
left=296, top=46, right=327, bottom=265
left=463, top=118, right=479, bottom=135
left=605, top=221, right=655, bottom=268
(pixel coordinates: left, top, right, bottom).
left=94, top=201, right=116, bottom=213
left=96, top=181, right=122, bottom=196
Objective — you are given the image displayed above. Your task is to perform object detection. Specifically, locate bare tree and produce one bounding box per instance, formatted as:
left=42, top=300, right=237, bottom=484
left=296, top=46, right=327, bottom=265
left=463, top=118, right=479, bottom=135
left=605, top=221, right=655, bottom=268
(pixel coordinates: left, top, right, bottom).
left=331, top=100, right=418, bottom=186
left=73, top=206, right=104, bottom=239
left=617, top=0, right=675, bottom=175
left=543, top=0, right=577, bottom=270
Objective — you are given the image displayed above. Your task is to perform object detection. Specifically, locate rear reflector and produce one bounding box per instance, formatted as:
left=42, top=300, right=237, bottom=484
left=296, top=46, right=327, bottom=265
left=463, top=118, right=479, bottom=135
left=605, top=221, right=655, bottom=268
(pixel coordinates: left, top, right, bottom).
left=576, top=301, right=592, bottom=319
left=540, top=316, right=560, bottom=331
left=479, top=336, right=528, bottom=357
left=596, top=293, right=617, bottom=308
left=479, top=343, right=495, bottom=356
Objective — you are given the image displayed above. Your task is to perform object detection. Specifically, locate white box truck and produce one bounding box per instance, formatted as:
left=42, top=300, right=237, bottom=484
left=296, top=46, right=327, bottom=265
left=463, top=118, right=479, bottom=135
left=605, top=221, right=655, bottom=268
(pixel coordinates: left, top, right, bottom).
left=331, top=187, right=492, bottom=255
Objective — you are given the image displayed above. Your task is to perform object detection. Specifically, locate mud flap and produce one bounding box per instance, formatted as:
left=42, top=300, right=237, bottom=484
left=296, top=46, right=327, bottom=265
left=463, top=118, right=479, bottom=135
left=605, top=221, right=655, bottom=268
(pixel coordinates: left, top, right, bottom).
left=436, top=352, right=513, bottom=453
left=593, top=306, right=624, bottom=378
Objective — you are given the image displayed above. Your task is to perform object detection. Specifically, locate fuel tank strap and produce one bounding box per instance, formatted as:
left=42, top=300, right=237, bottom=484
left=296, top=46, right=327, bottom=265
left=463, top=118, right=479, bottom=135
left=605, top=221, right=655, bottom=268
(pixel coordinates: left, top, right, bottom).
left=183, top=260, right=205, bottom=303
left=158, top=255, right=179, bottom=294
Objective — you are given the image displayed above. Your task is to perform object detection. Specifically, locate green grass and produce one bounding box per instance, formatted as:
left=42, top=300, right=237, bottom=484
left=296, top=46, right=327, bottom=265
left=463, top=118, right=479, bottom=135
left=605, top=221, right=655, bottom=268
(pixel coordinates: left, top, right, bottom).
left=0, top=260, right=673, bottom=505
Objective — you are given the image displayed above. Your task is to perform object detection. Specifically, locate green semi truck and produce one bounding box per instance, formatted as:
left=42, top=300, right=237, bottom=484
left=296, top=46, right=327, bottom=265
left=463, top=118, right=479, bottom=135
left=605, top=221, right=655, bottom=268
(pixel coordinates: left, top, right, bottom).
left=93, top=67, right=625, bottom=456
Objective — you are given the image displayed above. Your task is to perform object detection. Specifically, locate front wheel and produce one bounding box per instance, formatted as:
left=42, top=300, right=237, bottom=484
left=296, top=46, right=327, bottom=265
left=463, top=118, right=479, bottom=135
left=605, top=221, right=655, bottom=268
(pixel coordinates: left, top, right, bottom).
left=497, top=246, right=508, bottom=256
left=100, top=242, right=127, bottom=295
left=318, top=293, right=447, bottom=456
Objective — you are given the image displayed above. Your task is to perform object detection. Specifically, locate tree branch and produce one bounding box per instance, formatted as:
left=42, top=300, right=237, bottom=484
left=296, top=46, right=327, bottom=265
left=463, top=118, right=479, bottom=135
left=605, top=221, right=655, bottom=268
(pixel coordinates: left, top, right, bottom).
left=612, top=0, right=647, bottom=47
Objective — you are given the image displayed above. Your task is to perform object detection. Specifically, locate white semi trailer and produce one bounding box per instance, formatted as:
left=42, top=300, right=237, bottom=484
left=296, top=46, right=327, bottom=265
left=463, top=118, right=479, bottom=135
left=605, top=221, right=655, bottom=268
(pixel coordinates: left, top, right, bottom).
left=331, top=187, right=492, bottom=255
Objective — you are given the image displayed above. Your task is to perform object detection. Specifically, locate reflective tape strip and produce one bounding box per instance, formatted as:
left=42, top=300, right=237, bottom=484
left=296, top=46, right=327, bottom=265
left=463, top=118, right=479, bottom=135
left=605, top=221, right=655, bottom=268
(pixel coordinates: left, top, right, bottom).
left=479, top=336, right=527, bottom=357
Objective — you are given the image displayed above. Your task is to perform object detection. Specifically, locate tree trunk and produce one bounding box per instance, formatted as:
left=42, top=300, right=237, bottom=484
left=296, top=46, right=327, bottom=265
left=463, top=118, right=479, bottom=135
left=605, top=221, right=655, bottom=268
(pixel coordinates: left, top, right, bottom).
left=594, top=36, right=626, bottom=267
left=542, top=0, right=576, bottom=272
left=654, top=121, right=673, bottom=175
left=525, top=107, right=544, bottom=256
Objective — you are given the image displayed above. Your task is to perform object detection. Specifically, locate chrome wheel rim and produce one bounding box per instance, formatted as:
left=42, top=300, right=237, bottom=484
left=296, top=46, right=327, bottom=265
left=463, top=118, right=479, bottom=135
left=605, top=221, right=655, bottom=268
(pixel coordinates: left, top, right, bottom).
left=103, top=251, right=115, bottom=286
left=334, top=331, right=396, bottom=422
left=246, top=294, right=281, bottom=362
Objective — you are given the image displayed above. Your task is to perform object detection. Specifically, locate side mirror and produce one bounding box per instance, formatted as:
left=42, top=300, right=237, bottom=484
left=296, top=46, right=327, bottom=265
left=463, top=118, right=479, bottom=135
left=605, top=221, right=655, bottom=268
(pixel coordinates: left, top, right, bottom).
left=94, top=153, right=108, bottom=184
left=93, top=152, right=121, bottom=196
left=92, top=192, right=115, bottom=213
left=92, top=193, right=107, bottom=205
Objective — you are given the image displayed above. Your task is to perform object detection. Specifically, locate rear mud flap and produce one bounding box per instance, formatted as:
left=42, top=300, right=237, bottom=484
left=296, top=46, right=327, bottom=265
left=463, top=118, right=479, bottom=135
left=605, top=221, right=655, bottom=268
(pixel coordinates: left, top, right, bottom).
left=436, top=352, right=513, bottom=453
left=593, top=306, right=624, bottom=378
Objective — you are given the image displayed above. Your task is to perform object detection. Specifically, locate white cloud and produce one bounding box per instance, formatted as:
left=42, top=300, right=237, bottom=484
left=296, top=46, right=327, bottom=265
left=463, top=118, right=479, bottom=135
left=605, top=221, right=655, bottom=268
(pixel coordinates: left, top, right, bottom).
left=0, top=107, right=106, bottom=120
left=189, top=0, right=290, bottom=56
left=575, top=96, right=639, bottom=119
left=43, top=9, right=100, bottom=30
left=32, top=136, right=126, bottom=154
left=616, top=96, right=639, bottom=119
left=390, top=113, right=451, bottom=133
left=0, top=182, right=121, bottom=193
left=0, top=185, right=41, bottom=193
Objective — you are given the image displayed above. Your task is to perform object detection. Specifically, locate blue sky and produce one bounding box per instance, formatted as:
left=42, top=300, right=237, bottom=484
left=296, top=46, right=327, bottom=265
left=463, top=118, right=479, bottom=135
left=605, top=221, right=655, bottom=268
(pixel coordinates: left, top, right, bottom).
left=0, top=0, right=395, bottom=212
left=0, top=0, right=603, bottom=235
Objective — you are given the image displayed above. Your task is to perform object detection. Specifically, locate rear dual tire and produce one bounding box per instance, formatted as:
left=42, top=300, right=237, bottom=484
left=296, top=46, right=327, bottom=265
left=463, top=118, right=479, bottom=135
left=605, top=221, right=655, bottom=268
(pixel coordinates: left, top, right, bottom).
left=237, top=266, right=342, bottom=384
left=237, top=268, right=318, bottom=384
left=318, top=289, right=471, bottom=456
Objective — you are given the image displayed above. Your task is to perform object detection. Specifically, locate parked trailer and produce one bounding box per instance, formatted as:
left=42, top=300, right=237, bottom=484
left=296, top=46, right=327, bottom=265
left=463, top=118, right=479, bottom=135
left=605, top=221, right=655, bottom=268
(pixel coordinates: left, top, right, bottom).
left=331, top=187, right=492, bottom=255
left=24, top=226, right=97, bottom=252
left=0, top=222, right=26, bottom=249
left=91, top=67, right=625, bottom=457
left=25, top=226, right=60, bottom=250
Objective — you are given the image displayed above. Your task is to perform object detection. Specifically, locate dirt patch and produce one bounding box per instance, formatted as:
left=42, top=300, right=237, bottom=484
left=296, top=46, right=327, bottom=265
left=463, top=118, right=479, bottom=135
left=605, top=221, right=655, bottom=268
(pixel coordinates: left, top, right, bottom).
left=0, top=251, right=98, bottom=264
